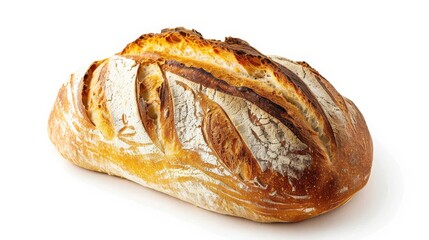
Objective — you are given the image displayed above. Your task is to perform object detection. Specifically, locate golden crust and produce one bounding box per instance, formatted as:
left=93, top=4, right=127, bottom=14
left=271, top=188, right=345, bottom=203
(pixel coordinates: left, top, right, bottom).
left=48, top=28, right=373, bottom=222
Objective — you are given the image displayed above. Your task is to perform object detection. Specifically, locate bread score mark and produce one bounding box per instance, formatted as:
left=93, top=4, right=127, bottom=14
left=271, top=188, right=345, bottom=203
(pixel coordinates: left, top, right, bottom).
left=136, top=63, right=165, bottom=152
left=164, top=70, right=312, bottom=178
left=161, top=61, right=323, bottom=161
left=162, top=61, right=301, bottom=140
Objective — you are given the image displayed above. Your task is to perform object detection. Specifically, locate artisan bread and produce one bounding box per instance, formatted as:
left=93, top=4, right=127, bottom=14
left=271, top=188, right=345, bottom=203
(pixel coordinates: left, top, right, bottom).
left=48, top=28, right=373, bottom=222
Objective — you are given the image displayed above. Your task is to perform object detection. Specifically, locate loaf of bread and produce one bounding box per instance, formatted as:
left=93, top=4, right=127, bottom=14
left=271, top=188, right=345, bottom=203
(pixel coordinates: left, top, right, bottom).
left=48, top=28, right=373, bottom=222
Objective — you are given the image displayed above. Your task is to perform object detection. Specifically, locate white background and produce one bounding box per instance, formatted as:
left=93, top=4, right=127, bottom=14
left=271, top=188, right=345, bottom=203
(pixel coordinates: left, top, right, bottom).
left=0, top=0, right=427, bottom=239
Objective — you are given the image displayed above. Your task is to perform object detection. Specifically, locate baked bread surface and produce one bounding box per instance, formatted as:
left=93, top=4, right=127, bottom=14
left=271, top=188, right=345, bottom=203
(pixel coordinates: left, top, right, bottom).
left=48, top=28, right=373, bottom=222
